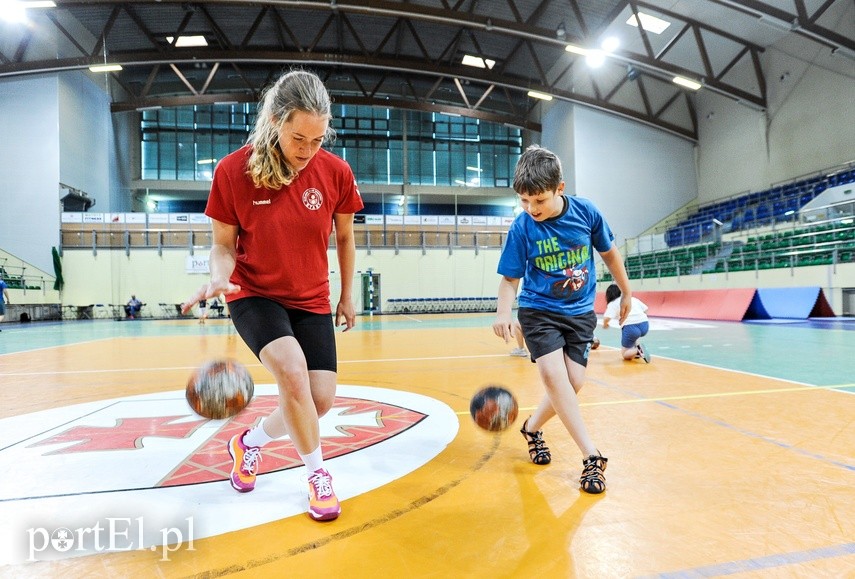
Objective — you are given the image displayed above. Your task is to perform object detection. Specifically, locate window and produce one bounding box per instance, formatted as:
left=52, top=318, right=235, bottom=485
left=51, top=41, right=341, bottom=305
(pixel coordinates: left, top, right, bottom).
left=140, top=104, right=521, bottom=187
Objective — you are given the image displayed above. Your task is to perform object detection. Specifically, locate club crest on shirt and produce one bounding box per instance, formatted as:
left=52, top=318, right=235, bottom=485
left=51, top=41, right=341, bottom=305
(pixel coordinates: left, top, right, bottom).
left=302, top=188, right=323, bottom=210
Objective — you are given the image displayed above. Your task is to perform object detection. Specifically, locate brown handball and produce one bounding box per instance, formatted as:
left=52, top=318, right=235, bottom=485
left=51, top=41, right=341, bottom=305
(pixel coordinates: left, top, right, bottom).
left=591, top=337, right=600, bottom=350
left=469, top=385, right=519, bottom=432
left=185, top=359, right=254, bottom=419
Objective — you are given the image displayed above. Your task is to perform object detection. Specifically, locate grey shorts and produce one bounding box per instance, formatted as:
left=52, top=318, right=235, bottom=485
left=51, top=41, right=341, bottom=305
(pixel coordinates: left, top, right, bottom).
left=517, top=308, right=597, bottom=366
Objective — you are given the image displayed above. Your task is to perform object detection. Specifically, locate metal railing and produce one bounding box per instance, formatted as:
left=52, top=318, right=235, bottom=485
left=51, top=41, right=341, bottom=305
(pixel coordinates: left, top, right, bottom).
left=60, top=227, right=508, bottom=253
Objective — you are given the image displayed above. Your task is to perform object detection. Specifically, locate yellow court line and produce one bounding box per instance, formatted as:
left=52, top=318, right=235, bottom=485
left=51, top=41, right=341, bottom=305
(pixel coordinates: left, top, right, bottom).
left=453, top=384, right=853, bottom=416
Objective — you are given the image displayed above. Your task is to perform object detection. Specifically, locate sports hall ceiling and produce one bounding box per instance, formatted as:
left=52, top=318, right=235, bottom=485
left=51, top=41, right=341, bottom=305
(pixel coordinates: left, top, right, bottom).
left=1, top=1, right=853, bottom=141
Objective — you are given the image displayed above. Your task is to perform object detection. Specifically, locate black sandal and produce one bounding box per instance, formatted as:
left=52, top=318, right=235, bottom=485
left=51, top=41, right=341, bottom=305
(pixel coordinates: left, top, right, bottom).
left=580, top=453, right=608, bottom=494
left=520, top=419, right=551, bottom=465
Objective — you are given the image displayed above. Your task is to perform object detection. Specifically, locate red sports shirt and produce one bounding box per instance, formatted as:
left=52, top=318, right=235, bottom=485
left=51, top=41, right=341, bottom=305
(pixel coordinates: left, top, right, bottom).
left=206, top=145, right=364, bottom=313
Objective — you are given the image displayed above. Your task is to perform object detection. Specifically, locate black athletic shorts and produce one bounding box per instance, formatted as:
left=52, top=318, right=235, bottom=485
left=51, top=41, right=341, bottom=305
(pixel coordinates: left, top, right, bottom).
left=517, top=308, right=597, bottom=367
left=228, top=297, right=337, bottom=372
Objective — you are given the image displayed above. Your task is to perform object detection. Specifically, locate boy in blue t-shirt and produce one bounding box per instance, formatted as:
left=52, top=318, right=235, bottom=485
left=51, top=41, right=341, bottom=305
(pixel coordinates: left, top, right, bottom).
left=493, top=145, right=633, bottom=494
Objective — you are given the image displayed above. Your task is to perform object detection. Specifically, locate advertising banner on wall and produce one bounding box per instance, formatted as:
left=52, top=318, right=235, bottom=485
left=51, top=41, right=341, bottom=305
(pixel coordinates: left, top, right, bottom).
left=185, top=255, right=210, bottom=274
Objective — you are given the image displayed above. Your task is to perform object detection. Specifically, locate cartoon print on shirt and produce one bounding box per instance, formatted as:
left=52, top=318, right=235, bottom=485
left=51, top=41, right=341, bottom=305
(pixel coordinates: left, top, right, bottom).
left=529, top=234, right=591, bottom=300
left=552, top=265, right=589, bottom=299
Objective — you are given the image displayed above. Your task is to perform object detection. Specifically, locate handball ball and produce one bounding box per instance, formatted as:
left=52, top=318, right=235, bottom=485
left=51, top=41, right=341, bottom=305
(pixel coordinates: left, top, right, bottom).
left=470, top=385, right=519, bottom=432
left=186, top=359, right=254, bottom=419
left=591, top=337, right=600, bottom=350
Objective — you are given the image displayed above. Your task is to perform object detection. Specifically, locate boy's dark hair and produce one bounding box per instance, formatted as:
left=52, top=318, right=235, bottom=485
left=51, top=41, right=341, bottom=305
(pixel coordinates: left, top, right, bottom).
left=512, top=144, right=562, bottom=195
left=605, top=283, right=621, bottom=303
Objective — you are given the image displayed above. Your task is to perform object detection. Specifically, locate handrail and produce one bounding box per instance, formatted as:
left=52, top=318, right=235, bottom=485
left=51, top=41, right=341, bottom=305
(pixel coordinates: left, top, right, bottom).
left=60, top=227, right=508, bottom=252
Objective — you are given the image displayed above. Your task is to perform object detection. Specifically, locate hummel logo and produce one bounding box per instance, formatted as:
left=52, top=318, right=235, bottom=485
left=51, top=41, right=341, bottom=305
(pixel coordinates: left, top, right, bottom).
left=252, top=199, right=271, bottom=205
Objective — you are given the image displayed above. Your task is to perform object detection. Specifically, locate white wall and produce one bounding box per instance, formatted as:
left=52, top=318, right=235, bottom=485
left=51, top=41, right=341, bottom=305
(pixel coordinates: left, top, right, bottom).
left=57, top=247, right=855, bottom=316
left=0, top=75, right=61, bottom=274
left=696, top=44, right=855, bottom=205
left=544, top=103, right=698, bottom=244
left=0, top=72, right=131, bottom=272
left=58, top=73, right=113, bottom=209
left=58, top=248, right=504, bottom=315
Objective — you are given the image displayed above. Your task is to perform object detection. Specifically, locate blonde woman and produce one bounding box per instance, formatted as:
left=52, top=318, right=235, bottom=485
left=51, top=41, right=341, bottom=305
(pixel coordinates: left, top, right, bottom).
left=183, top=69, right=363, bottom=521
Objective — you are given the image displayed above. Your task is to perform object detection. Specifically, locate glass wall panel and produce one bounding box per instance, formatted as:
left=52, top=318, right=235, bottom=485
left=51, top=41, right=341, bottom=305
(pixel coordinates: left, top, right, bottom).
left=139, top=103, right=521, bottom=187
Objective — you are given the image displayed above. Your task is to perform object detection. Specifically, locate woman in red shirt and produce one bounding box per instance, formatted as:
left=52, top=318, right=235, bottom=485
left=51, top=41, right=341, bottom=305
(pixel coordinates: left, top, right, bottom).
left=183, top=69, right=363, bottom=522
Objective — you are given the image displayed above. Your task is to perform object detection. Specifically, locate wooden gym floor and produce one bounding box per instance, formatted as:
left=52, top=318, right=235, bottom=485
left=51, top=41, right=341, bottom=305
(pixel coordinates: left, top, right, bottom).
left=0, top=313, right=853, bottom=578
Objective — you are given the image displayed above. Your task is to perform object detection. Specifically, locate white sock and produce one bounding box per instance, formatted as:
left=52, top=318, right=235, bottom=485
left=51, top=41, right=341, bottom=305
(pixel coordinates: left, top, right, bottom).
left=300, top=446, right=324, bottom=473
left=243, top=420, right=276, bottom=448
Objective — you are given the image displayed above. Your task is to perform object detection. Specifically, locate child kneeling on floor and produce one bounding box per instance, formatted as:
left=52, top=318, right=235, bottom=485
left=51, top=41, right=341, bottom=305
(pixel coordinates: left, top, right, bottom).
left=602, top=283, right=651, bottom=363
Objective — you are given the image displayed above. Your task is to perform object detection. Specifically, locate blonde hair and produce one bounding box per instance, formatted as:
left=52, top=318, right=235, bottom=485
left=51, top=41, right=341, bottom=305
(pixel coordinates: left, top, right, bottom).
left=246, top=70, right=336, bottom=189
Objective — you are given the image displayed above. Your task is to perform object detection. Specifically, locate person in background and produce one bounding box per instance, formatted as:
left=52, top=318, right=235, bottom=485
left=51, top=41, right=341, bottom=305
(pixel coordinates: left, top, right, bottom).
left=181, top=69, right=363, bottom=522
left=124, top=295, right=142, bottom=319
left=209, top=296, right=226, bottom=317
left=0, top=275, right=10, bottom=330
left=602, top=283, right=651, bottom=363
left=509, top=318, right=529, bottom=357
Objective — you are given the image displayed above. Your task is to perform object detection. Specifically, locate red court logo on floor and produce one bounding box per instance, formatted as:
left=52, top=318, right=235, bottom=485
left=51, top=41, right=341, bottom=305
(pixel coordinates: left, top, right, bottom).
left=0, top=385, right=459, bottom=564
left=28, top=395, right=426, bottom=488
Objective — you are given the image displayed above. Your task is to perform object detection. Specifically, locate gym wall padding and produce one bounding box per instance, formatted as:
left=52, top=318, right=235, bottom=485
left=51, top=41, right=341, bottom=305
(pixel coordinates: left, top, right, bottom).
left=744, top=286, right=835, bottom=319
left=595, top=288, right=755, bottom=321
left=595, top=286, right=835, bottom=321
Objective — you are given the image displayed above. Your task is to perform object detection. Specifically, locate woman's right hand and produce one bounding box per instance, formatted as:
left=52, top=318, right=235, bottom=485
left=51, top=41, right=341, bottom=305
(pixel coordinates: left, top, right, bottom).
left=181, top=280, right=240, bottom=315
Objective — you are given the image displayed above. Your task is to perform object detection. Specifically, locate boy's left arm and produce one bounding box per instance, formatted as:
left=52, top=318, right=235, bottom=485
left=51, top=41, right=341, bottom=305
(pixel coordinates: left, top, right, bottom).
left=599, top=245, right=633, bottom=325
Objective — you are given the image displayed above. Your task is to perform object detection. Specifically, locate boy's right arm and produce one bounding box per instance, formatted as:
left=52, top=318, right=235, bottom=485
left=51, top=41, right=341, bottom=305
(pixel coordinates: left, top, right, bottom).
left=492, top=276, right=520, bottom=343
left=599, top=245, right=633, bottom=325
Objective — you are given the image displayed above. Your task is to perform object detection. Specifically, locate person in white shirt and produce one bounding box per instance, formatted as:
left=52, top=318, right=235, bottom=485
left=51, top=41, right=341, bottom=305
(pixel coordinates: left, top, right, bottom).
left=602, top=283, right=651, bottom=363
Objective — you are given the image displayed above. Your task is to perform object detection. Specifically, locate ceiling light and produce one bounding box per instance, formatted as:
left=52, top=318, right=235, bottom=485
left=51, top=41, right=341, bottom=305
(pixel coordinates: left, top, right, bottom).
left=1, top=1, right=27, bottom=22
left=626, top=12, right=671, bottom=35
left=585, top=50, right=606, bottom=68
left=673, top=76, right=702, bottom=90
left=461, top=54, right=495, bottom=69
left=166, top=35, right=208, bottom=47
left=438, top=111, right=461, bottom=117
left=454, top=179, right=467, bottom=186
left=89, top=64, right=123, bottom=73
left=197, top=159, right=217, bottom=165
left=527, top=90, right=553, bottom=101
left=466, top=166, right=482, bottom=172
left=601, top=36, right=620, bottom=53
left=565, top=44, right=589, bottom=56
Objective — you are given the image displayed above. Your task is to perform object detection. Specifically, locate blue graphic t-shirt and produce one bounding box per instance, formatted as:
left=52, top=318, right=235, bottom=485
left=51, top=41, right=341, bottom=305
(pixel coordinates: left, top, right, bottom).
left=497, top=196, right=614, bottom=316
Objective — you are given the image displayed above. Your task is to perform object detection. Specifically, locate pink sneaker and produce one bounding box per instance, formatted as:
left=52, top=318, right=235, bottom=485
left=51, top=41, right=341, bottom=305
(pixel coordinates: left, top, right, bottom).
left=227, top=430, right=261, bottom=492
left=307, top=468, right=341, bottom=521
